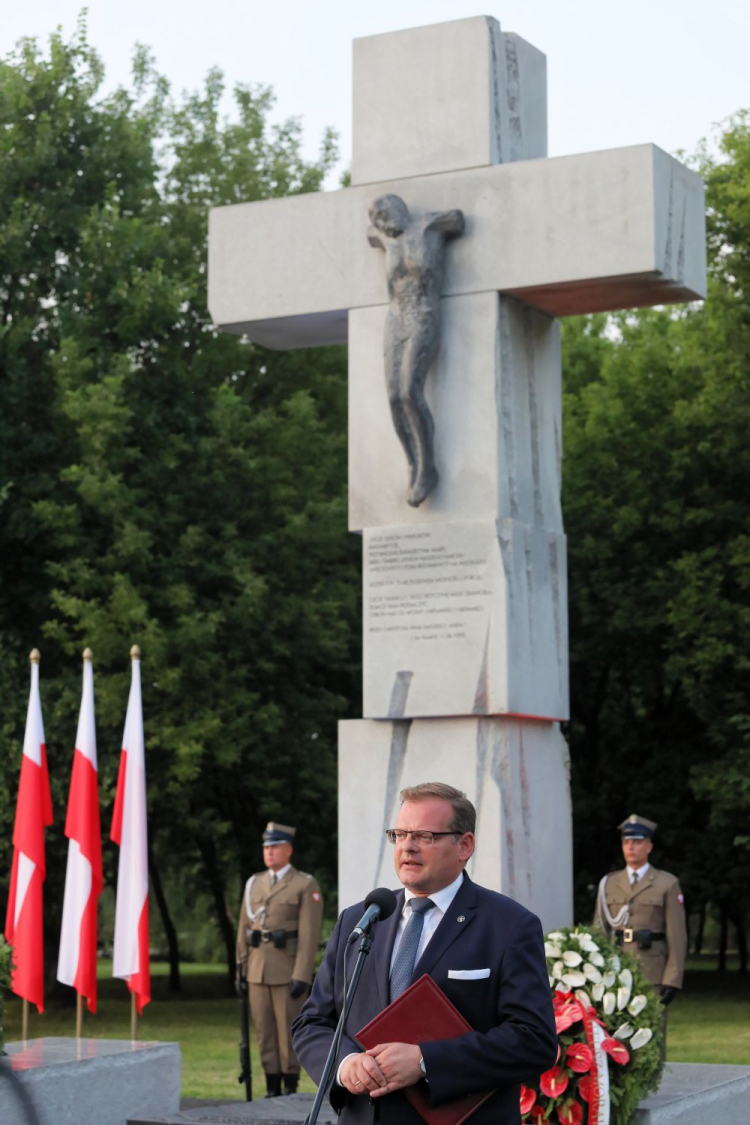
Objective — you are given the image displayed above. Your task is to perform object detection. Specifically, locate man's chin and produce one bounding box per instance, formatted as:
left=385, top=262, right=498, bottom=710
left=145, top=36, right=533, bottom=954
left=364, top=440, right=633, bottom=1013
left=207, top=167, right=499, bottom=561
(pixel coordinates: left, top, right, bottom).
left=399, top=866, right=425, bottom=886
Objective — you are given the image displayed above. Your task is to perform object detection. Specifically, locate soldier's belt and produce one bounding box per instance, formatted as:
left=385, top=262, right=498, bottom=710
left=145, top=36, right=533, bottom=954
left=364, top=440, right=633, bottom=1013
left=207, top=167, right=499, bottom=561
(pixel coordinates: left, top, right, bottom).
left=249, top=928, right=298, bottom=948
left=615, top=928, right=666, bottom=945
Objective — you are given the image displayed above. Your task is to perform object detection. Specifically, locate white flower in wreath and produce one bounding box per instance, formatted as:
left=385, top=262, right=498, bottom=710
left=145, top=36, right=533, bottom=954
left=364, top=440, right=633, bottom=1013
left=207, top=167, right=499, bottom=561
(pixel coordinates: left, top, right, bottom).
left=628, top=994, right=648, bottom=1017
left=617, top=985, right=632, bottom=1010
left=619, top=968, right=633, bottom=989
left=575, top=989, right=593, bottom=1008
left=549, top=976, right=556, bottom=988
left=545, top=942, right=563, bottom=959
left=562, top=970, right=587, bottom=988
left=563, top=950, right=583, bottom=967
left=583, top=962, right=602, bottom=984
left=591, top=982, right=605, bottom=1002
left=588, top=950, right=605, bottom=967
left=555, top=981, right=569, bottom=992
left=552, top=960, right=564, bottom=980
left=547, top=932, right=566, bottom=942
left=631, top=1028, right=654, bottom=1050
left=610, top=955, right=621, bottom=972
left=613, top=1022, right=634, bottom=1039
left=602, top=970, right=616, bottom=988
left=602, top=992, right=616, bottom=1015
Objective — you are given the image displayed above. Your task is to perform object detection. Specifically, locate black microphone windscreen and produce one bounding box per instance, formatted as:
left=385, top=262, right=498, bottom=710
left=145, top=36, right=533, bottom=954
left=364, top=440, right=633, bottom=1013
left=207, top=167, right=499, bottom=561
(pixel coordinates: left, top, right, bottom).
left=363, top=887, right=398, bottom=920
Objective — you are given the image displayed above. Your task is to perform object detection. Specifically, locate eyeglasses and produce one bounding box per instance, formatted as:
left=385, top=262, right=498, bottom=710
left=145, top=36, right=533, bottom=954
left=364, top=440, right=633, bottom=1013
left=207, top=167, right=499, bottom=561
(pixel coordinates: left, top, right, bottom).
left=385, top=829, right=459, bottom=845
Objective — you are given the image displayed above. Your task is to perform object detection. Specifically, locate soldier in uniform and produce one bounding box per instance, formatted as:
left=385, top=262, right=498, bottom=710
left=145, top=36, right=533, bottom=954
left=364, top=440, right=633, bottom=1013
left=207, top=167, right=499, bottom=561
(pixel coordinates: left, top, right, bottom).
left=595, top=814, right=687, bottom=1007
left=236, top=822, right=323, bottom=1097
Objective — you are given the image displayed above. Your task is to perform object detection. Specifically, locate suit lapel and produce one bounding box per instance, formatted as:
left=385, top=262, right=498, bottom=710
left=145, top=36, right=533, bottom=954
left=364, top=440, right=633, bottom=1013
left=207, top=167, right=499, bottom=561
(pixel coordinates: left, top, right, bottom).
left=370, top=888, right=405, bottom=1010
left=411, top=874, right=478, bottom=982
left=608, top=870, right=630, bottom=901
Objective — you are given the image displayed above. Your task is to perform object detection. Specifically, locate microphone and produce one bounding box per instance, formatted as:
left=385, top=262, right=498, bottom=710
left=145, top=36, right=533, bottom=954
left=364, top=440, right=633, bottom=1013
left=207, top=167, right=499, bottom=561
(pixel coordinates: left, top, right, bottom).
left=347, top=887, right=398, bottom=944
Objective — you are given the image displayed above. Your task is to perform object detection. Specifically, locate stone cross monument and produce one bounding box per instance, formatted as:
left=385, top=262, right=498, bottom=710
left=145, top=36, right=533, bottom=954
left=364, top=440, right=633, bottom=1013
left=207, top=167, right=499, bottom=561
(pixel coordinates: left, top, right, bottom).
left=208, top=17, right=705, bottom=929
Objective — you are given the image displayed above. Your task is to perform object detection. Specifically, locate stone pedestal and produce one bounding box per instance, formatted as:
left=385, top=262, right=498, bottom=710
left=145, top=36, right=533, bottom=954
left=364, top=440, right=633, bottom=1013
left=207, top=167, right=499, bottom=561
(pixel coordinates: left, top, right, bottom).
left=1, top=1038, right=181, bottom=1125
left=635, top=1062, right=750, bottom=1124
left=338, top=717, right=572, bottom=933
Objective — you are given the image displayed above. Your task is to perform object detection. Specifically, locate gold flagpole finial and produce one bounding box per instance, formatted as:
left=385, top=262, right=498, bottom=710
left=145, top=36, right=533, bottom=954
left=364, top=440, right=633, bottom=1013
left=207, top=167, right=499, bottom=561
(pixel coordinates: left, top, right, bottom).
left=83, top=648, right=93, bottom=662
left=30, top=649, right=41, bottom=664
left=130, top=644, right=141, bottom=661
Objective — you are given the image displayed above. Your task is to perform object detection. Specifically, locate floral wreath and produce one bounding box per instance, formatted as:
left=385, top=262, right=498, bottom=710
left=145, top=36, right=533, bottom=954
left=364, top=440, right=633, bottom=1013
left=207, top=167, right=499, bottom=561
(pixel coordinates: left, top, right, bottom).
left=520, top=926, right=664, bottom=1125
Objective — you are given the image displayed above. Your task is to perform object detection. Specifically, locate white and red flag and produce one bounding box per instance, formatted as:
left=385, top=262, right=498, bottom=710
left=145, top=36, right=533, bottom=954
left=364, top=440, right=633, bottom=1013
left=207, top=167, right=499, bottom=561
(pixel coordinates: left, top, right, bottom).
left=57, top=649, right=103, bottom=1012
left=4, top=650, right=53, bottom=1012
left=111, top=646, right=150, bottom=1013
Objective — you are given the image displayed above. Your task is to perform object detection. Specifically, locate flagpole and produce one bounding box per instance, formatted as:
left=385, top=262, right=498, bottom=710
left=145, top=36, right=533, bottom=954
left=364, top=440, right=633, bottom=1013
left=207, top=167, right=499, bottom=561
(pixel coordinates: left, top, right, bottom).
left=22, top=998, right=29, bottom=1042
left=131, top=993, right=137, bottom=1041
left=75, top=992, right=83, bottom=1038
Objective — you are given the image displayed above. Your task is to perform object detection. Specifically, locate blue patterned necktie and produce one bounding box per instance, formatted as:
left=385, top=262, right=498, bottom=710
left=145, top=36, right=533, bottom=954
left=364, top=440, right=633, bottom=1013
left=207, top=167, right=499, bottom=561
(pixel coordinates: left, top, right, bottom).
left=389, top=897, right=436, bottom=1001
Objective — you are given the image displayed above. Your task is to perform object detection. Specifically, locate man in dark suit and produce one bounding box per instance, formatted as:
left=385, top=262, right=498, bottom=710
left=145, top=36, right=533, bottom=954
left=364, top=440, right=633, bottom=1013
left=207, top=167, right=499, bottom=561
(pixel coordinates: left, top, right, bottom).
left=292, top=782, right=557, bottom=1124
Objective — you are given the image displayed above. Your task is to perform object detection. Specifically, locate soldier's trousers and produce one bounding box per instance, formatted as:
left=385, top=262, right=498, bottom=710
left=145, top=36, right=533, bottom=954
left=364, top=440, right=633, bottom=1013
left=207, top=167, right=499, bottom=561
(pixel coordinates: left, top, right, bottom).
left=249, top=983, right=307, bottom=1076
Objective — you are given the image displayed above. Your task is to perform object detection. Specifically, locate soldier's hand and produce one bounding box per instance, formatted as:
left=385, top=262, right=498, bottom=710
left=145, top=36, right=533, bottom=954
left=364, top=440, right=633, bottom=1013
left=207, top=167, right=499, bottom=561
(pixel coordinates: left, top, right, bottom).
left=660, top=985, right=677, bottom=1006
left=290, top=979, right=308, bottom=1000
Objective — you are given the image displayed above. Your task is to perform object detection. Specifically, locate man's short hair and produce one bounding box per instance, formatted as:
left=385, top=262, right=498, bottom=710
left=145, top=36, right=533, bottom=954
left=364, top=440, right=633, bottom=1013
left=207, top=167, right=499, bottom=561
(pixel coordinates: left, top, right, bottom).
left=399, top=782, right=476, bottom=836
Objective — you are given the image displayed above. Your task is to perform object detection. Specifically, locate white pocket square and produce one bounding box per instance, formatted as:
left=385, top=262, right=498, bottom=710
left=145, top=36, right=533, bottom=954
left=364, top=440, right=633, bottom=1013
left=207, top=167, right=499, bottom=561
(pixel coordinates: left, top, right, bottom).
left=447, top=968, right=490, bottom=980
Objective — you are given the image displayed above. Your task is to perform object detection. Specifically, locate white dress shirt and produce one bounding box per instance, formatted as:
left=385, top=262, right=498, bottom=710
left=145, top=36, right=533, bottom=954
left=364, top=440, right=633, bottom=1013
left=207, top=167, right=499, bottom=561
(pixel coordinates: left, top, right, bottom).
left=626, top=862, right=650, bottom=886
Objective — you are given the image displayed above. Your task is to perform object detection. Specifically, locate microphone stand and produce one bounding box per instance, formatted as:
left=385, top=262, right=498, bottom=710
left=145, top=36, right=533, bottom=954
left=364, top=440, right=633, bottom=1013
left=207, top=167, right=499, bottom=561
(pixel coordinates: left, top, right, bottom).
left=304, top=929, right=374, bottom=1125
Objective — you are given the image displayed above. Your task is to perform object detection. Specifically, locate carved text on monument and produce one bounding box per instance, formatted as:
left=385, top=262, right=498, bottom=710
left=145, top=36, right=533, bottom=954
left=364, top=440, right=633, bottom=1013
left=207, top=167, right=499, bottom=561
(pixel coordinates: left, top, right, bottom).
left=365, top=526, right=493, bottom=644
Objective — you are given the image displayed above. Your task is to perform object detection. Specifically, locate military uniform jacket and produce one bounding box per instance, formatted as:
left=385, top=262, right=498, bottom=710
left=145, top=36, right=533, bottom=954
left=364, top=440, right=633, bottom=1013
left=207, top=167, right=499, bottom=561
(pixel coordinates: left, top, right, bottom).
left=236, top=865, right=323, bottom=986
left=595, top=866, right=687, bottom=988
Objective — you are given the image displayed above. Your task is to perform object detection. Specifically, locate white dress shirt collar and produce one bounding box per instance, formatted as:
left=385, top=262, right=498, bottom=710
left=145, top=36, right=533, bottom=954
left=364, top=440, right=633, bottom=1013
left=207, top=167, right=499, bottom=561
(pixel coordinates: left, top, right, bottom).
left=403, top=869, right=465, bottom=912
left=626, top=862, right=650, bottom=884
left=269, top=863, right=291, bottom=884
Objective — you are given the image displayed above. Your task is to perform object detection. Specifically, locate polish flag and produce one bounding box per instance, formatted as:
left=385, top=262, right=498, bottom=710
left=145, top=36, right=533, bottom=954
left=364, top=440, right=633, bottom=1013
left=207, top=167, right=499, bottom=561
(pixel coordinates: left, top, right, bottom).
left=111, top=647, right=150, bottom=1013
left=4, top=651, right=53, bottom=1012
left=57, top=650, right=103, bottom=1012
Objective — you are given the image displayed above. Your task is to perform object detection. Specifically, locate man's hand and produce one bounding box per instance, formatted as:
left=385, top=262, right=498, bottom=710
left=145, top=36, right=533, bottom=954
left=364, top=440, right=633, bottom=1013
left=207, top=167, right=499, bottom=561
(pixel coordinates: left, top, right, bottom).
left=339, top=1053, right=388, bottom=1096
left=366, top=1043, right=423, bottom=1097
left=660, top=985, right=677, bottom=1006
left=290, top=979, right=308, bottom=1000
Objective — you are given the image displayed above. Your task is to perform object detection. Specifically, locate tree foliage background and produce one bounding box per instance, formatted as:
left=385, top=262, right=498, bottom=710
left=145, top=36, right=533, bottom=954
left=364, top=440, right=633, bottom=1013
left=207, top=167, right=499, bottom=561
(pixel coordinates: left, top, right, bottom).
left=0, top=24, right=748, bottom=988
left=0, top=22, right=359, bottom=985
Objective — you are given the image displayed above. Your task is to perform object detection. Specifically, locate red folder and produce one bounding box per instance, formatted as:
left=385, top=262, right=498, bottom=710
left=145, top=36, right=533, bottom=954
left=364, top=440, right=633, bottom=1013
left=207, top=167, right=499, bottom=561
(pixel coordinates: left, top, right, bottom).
left=355, top=973, right=495, bottom=1125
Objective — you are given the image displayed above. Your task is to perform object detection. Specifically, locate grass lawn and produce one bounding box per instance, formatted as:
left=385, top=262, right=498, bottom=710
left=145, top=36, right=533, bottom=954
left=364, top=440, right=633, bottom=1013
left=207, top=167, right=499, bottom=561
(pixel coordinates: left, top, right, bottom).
left=5, top=955, right=749, bottom=1100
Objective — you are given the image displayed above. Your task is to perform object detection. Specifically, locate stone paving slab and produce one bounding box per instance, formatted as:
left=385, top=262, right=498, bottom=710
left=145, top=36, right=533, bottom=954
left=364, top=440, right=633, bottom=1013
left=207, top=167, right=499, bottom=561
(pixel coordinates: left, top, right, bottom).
left=130, top=1092, right=336, bottom=1125
left=635, top=1062, right=750, bottom=1124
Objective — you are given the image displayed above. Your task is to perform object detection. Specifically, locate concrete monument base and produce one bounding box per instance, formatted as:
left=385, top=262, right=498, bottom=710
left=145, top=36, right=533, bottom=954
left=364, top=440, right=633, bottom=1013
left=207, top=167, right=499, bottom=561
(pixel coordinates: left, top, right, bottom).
left=338, top=716, right=573, bottom=932
left=1, top=1037, right=181, bottom=1125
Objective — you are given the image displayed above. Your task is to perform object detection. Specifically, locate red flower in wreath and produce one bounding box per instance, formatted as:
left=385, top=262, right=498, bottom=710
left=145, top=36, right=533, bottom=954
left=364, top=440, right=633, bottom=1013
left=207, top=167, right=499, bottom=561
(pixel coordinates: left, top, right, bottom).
left=540, top=1067, right=569, bottom=1098
left=565, top=1042, right=593, bottom=1073
left=577, top=1075, right=591, bottom=1103
left=520, top=1086, right=537, bottom=1115
left=553, top=994, right=584, bottom=1033
left=557, top=1099, right=583, bottom=1125
left=529, top=1106, right=546, bottom=1124
left=601, top=1037, right=631, bottom=1066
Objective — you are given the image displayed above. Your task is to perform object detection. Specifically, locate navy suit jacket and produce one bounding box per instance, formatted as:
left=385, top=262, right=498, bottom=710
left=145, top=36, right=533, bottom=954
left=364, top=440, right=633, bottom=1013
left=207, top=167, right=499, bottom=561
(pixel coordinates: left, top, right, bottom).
left=292, top=874, right=557, bottom=1125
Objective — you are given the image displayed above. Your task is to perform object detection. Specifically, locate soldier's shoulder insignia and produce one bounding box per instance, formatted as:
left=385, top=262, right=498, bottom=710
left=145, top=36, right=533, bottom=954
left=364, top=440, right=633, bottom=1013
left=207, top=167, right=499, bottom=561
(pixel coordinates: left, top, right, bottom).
left=312, top=890, right=322, bottom=903
left=677, top=892, right=684, bottom=904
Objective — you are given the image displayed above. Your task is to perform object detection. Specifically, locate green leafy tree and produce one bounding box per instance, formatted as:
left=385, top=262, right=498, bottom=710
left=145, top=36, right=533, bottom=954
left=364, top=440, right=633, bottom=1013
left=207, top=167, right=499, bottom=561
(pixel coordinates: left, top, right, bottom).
left=562, top=117, right=750, bottom=963
left=0, top=21, right=358, bottom=990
